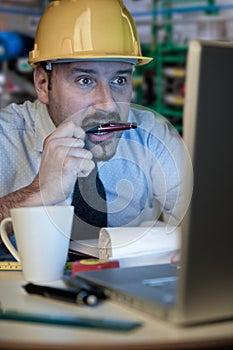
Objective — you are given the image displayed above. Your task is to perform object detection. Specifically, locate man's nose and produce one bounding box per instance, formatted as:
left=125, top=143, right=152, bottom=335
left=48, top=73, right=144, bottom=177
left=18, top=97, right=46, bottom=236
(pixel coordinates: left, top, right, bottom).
left=93, top=83, right=116, bottom=112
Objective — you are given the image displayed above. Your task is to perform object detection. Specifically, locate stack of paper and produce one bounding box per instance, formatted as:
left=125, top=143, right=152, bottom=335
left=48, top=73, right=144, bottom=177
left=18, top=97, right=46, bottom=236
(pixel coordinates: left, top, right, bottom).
left=69, top=223, right=181, bottom=266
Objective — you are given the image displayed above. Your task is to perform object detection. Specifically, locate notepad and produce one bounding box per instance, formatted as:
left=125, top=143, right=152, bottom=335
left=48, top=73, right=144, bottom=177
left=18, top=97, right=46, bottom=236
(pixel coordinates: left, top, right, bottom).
left=69, top=223, right=180, bottom=263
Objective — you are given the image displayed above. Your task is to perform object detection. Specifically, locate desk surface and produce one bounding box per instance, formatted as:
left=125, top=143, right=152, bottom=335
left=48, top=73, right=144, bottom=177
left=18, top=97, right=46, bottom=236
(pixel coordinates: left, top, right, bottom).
left=0, top=271, right=233, bottom=350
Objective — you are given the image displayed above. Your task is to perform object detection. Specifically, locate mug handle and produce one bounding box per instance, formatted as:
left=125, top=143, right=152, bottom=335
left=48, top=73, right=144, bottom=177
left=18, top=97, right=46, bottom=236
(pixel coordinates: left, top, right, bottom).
left=0, top=217, right=21, bottom=262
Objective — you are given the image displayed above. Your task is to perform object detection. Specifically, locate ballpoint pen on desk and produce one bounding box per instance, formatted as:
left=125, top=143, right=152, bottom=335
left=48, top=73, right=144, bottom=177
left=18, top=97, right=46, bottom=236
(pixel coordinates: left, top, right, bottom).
left=23, top=283, right=104, bottom=307
left=0, top=306, right=142, bottom=331
left=85, top=122, right=137, bottom=134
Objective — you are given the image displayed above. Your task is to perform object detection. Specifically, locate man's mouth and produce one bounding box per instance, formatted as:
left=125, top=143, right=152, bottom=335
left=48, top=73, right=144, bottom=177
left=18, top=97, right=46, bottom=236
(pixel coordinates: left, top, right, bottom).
left=87, top=130, right=116, bottom=142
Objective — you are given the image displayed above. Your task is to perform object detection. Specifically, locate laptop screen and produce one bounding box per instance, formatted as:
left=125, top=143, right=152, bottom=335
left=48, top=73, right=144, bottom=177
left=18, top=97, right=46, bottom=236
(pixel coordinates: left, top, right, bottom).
left=180, top=39, right=233, bottom=323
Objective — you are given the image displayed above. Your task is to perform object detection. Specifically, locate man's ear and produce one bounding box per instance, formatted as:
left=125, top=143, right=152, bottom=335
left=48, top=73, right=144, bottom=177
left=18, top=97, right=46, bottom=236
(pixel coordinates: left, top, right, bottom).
left=33, top=66, right=49, bottom=104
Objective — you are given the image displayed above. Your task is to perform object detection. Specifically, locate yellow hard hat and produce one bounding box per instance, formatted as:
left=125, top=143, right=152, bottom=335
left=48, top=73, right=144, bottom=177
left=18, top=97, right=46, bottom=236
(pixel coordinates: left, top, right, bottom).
left=28, top=0, right=152, bottom=67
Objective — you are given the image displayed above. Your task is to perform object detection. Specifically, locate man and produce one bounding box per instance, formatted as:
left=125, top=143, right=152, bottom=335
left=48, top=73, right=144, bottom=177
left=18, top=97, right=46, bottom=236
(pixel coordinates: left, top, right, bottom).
left=0, top=0, right=190, bottom=248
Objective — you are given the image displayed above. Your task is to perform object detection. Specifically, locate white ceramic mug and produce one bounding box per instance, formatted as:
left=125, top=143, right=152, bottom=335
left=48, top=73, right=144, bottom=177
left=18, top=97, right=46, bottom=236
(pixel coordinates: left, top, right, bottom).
left=0, top=206, right=74, bottom=282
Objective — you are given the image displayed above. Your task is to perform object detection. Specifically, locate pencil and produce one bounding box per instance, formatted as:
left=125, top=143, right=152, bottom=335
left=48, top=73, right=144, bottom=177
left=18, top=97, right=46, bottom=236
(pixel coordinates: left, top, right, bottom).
left=0, top=308, right=142, bottom=331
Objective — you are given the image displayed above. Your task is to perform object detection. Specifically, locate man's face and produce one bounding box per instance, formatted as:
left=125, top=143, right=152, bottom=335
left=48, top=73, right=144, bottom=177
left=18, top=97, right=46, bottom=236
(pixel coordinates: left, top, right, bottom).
left=44, top=61, right=133, bottom=160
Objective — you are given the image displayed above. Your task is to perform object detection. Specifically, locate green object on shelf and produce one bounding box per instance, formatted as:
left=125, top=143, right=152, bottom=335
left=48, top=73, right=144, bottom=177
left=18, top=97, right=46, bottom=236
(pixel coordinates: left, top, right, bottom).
left=155, top=105, right=183, bottom=119
left=162, top=55, right=187, bottom=63
left=134, top=0, right=219, bottom=134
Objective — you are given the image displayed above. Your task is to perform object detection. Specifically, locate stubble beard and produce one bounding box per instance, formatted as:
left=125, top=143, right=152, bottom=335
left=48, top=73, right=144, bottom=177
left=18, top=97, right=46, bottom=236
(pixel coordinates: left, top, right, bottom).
left=85, top=135, right=122, bottom=161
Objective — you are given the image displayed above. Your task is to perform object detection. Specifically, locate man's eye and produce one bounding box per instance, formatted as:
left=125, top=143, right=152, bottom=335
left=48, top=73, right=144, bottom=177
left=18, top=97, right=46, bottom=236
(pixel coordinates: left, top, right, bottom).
left=78, top=77, right=92, bottom=85
left=112, top=77, right=127, bottom=85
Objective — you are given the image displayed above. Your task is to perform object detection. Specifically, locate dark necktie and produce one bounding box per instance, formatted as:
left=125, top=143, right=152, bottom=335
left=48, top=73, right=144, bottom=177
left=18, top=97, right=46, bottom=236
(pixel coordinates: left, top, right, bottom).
left=71, top=165, right=107, bottom=239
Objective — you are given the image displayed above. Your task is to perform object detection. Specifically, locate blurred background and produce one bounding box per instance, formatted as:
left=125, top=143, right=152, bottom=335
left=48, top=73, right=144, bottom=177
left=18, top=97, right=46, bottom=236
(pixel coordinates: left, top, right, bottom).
left=0, top=0, right=233, bottom=133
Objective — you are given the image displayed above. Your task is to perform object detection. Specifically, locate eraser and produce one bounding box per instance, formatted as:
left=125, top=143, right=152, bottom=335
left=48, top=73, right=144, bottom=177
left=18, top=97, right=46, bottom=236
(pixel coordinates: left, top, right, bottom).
left=72, top=259, right=119, bottom=276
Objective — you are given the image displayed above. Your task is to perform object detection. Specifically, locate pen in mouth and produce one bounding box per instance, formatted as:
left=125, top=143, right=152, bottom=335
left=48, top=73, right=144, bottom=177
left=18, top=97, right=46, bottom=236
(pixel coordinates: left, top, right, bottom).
left=85, top=122, right=137, bottom=134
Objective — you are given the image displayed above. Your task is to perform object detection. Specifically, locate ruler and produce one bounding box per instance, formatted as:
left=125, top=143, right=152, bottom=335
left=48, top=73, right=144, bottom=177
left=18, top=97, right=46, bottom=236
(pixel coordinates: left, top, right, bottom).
left=0, top=261, right=22, bottom=270
left=0, top=261, right=73, bottom=271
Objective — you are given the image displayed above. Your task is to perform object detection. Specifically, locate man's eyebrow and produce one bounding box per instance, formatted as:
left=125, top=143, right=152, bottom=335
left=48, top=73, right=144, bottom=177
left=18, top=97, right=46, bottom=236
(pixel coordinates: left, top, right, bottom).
left=70, top=68, right=96, bottom=74
left=115, top=69, right=133, bottom=75
left=70, top=68, right=133, bottom=75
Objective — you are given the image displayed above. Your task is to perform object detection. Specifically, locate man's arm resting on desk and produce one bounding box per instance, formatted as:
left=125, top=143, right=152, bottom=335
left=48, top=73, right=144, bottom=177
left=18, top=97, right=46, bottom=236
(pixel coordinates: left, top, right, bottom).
left=0, top=179, right=41, bottom=236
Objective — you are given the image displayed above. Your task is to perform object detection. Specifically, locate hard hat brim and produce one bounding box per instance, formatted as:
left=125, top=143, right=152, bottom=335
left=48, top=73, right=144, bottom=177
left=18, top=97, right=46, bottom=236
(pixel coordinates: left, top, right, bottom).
left=29, top=55, right=153, bottom=68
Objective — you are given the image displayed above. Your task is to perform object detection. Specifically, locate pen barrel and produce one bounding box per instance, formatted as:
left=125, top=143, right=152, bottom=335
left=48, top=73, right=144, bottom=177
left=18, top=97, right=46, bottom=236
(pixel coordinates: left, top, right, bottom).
left=23, top=283, right=99, bottom=306
left=86, top=122, right=137, bottom=134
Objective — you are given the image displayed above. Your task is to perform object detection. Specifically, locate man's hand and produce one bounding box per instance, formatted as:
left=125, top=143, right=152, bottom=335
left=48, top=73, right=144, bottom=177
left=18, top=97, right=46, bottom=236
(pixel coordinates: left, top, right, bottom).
left=0, top=118, right=95, bottom=223
left=171, top=252, right=181, bottom=265
left=32, top=119, right=95, bottom=205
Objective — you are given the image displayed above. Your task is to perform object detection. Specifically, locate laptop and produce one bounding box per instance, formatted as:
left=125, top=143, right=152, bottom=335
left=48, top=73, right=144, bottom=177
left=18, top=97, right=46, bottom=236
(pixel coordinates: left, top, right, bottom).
left=73, top=40, right=233, bottom=326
